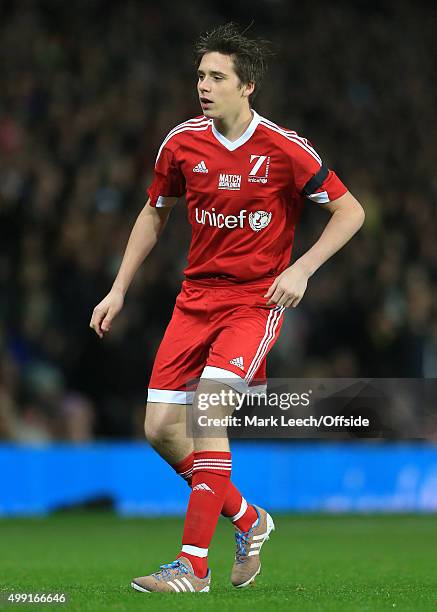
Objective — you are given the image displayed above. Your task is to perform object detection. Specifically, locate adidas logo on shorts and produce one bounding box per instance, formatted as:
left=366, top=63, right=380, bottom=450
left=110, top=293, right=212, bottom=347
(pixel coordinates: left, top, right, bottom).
left=193, top=160, right=208, bottom=173
left=230, top=356, right=244, bottom=370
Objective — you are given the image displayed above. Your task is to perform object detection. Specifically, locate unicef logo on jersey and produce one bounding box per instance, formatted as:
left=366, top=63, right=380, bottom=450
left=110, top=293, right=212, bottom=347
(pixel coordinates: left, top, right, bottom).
left=194, top=207, right=273, bottom=232
left=249, top=211, right=272, bottom=232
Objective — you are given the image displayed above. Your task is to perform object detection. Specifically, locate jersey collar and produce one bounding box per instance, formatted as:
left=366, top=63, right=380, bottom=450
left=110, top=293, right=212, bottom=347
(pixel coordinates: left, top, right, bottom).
left=210, top=109, right=260, bottom=151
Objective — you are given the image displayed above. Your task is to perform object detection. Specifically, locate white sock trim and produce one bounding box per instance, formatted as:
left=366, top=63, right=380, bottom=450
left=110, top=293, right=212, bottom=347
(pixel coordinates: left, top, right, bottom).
left=231, top=498, right=248, bottom=522
left=181, top=544, right=208, bottom=558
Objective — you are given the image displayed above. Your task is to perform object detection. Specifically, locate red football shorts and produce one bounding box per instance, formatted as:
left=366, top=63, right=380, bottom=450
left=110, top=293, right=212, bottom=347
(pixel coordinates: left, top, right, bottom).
left=147, top=279, right=285, bottom=404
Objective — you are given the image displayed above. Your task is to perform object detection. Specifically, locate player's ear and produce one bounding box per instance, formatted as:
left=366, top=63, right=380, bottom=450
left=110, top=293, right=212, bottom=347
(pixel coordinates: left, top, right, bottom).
left=242, top=81, right=255, bottom=99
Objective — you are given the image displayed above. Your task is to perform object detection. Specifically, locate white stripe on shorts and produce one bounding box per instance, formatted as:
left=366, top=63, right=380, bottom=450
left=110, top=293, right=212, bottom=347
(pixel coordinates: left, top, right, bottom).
left=147, top=388, right=195, bottom=404
left=245, top=306, right=284, bottom=382
left=201, top=366, right=247, bottom=393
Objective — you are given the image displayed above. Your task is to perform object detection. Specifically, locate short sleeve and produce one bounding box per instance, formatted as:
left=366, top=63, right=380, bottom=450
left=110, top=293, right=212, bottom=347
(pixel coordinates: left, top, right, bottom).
left=147, top=146, right=186, bottom=208
left=290, top=138, right=348, bottom=204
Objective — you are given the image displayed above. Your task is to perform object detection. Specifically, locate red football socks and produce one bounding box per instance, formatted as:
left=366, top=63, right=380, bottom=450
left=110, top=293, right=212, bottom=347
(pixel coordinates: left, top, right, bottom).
left=222, top=485, right=258, bottom=532
left=173, top=452, right=258, bottom=532
left=173, top=451, right=194, bottom=486
left=178, top=451, right=231, bottom=578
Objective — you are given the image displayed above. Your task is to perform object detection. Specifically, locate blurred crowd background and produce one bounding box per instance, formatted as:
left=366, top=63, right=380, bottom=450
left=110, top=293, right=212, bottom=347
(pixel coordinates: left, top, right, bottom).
left=1, top=0, right=436, bottom=442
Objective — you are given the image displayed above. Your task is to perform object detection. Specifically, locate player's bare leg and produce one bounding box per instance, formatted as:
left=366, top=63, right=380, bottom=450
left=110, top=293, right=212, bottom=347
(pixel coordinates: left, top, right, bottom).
left=144, top=402, right=258, bottom=523
left=145, top=402, right=192, bottom=464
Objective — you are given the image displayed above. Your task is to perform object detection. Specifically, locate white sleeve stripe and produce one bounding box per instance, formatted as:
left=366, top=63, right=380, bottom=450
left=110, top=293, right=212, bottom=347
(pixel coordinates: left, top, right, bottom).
left=259, top=119, right=322, bottom=165
left=261, top=120, right=322, bottom=164
left=156, top=196, right=178, bottom=208
left=166, top=116, right=209, bottom=136
left=260, top=116, right=311, bottom=143
left=155, top=122, right=211, bottom=165
left=160, top=117, right=209, bottom=149
left=159, top=117, right=209, bottom=148
left=262, top=118, right=315, bottom=148
left=306, top=191, right=330, bottom=204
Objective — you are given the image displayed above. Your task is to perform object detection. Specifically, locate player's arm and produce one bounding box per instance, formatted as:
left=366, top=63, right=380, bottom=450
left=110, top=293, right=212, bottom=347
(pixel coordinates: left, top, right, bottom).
left=297, top=190, right=365, bottom=277
left=265, top=190, right=365, bottom=308
left=89, top=197, right=173, bottom=337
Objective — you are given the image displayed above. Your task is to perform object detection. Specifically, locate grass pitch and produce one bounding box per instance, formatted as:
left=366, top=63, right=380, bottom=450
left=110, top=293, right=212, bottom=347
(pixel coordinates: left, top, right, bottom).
left=1, top=513, right=437, bottom=611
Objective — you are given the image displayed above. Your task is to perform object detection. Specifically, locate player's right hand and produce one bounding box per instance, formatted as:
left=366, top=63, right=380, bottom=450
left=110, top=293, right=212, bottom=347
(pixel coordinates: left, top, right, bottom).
left=89, top=289, right=124, bottom=338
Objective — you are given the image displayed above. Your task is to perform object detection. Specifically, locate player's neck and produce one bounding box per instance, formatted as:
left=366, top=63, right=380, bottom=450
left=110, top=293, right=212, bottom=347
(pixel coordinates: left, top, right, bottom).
left=213, top=107, right=253, bottom=143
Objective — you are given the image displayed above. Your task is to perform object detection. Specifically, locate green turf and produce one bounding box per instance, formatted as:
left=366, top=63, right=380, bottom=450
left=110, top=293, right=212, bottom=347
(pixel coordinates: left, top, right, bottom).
left=1, top=513, right=437, bottom=611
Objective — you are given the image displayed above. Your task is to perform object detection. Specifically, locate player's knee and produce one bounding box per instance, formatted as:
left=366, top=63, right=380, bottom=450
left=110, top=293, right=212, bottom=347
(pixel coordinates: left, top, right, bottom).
left=144, top=419, right=162, bottom=448
left=143, top=404, right=173, bottom=448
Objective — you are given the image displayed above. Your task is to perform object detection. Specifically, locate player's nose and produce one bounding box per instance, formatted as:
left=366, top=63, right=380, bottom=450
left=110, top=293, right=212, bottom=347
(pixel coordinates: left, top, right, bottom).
left=199, top=79, right=211, bottom=93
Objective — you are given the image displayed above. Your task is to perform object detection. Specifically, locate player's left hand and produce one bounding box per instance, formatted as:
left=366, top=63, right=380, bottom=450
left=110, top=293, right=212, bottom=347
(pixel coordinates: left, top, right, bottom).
left=264, top=262, right=310, bottom=308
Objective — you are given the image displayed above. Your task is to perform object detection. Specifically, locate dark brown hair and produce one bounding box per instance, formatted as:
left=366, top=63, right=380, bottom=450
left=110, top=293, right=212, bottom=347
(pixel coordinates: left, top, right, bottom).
left=194, top=22, right=273, bottom=101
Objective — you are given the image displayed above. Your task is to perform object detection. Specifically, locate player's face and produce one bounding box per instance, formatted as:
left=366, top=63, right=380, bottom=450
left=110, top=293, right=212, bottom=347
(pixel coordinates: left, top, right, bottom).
left=197, top=52, right=254, bottom=119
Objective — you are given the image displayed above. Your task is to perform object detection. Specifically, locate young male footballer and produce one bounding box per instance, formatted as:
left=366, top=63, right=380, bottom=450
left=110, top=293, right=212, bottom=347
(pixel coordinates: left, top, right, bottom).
left=90, top=22, right=365, bottom=593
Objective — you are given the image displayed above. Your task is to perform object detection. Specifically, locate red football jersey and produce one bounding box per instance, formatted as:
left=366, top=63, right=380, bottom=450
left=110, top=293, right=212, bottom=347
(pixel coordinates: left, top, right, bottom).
left=148, top=111, right=347, bottom=284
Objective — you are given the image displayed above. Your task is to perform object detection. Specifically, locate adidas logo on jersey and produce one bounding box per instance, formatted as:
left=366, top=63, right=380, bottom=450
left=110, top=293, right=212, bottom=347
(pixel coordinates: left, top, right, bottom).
left=230, top=356, right=244, bottom=370
left=192, top=483, right=215, bottom=493
left=193, top=160, right=208, bottom=173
